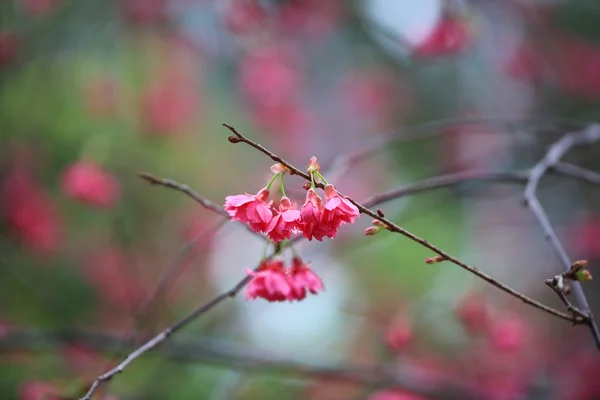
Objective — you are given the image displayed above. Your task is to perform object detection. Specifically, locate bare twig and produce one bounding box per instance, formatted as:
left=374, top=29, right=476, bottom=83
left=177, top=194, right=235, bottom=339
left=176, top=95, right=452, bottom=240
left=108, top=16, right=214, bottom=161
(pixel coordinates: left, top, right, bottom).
left=523, top=124, right=600, bottom=350
left=136, top=219, right=228, bottom=321
left=552, top=162, right=600, bottom=187
left=362, top=170, right=528, bottom=207
left=223, top=123, right=581, bottom=324
left=79, top=263, right=255, bottom=400
left=2, top=328, right=474, bottom=400
left=138, top=172, right=264, bottom=239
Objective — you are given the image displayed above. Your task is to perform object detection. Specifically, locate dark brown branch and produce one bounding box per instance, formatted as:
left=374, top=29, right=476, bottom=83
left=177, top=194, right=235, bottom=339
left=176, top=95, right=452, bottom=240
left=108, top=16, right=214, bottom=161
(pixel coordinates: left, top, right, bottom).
left=138, top=172, right=264, bottom=239
left=523, top=124, right=600, bottom=350
left=2, top=329, right=474, bottom=400
left=223, top=124, right=580, bottom=324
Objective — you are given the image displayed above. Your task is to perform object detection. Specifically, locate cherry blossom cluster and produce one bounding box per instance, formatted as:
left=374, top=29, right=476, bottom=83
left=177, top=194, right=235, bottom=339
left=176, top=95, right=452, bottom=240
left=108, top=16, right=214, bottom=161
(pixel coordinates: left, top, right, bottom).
left=245, top=257, right=324, bottom=302
left=224, top=156, right=360, bottom=242
left=223, top=156, right=359, bottom=302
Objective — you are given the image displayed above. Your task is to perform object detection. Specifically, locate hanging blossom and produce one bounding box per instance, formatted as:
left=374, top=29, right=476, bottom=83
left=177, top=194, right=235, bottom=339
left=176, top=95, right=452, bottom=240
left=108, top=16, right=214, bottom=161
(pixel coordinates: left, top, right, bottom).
left=244, top=259, right=293, bottom=302
left=322, top=184, right=360, bottom=229
left=288, top=256, right=324, bottom=301
left=224, top=187, right=273, bottom=233
left=244, top=257, right=324, bottom=302
left=266, top=196, right=301, bottom=242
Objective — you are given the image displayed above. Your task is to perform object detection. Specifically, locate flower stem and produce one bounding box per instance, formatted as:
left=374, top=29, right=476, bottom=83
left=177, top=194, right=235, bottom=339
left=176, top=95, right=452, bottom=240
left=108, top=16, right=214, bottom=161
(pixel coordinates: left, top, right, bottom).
left=315, top=171, right=328, bottom=185
left=266, top=173, right=281, bottom=190
left=310, top=171, right=316, bottom=189
left=279, top=173, right=286, bottom=197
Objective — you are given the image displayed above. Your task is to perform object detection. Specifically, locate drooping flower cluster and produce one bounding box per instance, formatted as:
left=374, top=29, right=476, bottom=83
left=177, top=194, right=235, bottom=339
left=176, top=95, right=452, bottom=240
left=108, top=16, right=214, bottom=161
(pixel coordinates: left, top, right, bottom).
left=224, top=156, right=360, bottom=242
left=224, top=157, right=358, bottom=302
left=244, top=257, right=324, bottom=302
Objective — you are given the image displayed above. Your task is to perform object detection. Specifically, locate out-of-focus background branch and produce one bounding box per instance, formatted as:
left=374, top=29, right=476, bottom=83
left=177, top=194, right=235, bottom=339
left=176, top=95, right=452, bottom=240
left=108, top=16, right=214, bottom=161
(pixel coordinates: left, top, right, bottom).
left=1, top=0, right=600, bottom=399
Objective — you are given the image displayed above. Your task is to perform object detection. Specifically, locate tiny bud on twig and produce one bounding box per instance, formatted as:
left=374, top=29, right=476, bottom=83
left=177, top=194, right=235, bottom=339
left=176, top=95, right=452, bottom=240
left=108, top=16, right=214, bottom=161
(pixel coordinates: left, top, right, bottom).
left=377, top=209, right=385, bottom=217
left=364, top=226, right=381, bottom=236
left=570, top=259, right=588, bottom=272
left=425, top=256, right=445, bottom=264
left=228, top=135, right=242, bottom=143
left=576, top=270, right=593, bottom=282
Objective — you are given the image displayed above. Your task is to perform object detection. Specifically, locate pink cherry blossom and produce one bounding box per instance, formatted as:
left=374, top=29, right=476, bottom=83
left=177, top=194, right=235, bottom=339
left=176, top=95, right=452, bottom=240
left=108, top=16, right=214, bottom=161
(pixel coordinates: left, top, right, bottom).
left=385, top=319, right=413, bottom=352
left=20, top=0, right=59, bottom=16
left=414, top=17, right=470, bottom=58
left=299, top=188, right=330, bottom=241
left=322, top=184, right=360, bottom=232
left=488, top=316, right=528, bottom=353
left=289, top=257, right=324, bottom=300
left=19, top=381, right=59, bottom=400
left=122, top=0, right=168, bottom=25
left=244, top=259, right=294, bottom=302
left=222, top=0, right=266, bottom=35
left=224, top=187, right=274, bottom=233
left=2, top=171, right=62, bottom=254
left=61, top=161, right=120, bottom=208
left=367, top=390, right=428, bottom=400
left=0, top=31, right=20, bottom=67
left=266, top=196, right=301, bottom=242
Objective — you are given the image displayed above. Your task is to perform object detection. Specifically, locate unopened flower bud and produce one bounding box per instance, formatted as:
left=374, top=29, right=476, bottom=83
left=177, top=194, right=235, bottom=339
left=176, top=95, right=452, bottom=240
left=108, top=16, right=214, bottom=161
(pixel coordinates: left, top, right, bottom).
left=570, top=259, right=588, bottom=272
left=425, top=256, right=444, bottom=264
left=372, top=219, right=387, bottom=228
left=270, top=163, right=288, bottom=174
left=576, top=269, right=593, bottom=282
left=364, top=226, right=381, bottom=236
left=307, top=156, right=320, bottom=173
left=227, top=135, right=241, bottom=143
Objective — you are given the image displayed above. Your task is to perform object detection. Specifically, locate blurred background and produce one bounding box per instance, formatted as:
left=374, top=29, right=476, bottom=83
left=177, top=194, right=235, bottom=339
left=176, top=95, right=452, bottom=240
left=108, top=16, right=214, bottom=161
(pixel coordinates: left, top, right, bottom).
left=1, top=0, right=600, bottom=399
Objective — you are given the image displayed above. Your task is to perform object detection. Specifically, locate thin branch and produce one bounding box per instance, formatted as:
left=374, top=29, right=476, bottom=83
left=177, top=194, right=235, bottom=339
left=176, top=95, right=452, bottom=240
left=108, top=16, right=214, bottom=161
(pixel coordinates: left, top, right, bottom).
left=1, top=329, right=475, bottom=400
left=552, top=162, right=600, bottom=187
left=79, top=263, right=255, bottom=400
left=138, top=172, right=264, bottom=239
left=223, top=123, right=581, bottom=324
left=362, top=170, right=528, bottom=207
left=523, top=124, right=600, bottom=350
left=136, top=219, right=228, bottom=321
left=324, top=117, right=587, bottom=180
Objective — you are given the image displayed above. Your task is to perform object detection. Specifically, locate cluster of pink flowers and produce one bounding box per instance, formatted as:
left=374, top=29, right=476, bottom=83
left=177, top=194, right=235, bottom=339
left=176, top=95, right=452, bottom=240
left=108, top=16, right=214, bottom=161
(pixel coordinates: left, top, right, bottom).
left=244, top=257, right=324, bottom=302
left=224, top=157, right=359, bottom=302
left=224, top=157, right=360, bottom=242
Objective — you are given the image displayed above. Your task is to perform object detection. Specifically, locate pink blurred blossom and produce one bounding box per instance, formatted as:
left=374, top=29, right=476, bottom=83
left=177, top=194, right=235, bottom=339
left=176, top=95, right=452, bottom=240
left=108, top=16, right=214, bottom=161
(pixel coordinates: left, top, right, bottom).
left=222, top=0, right=266, bottom=35
left=368, top=390, right=428, bottom=400
left=239, top=46, right=300, bottom=108
left=414, top=17, right=470, bottom=58
left=143, top=78, right=198, bottom=134
left=276, top=0, right=341, bottom=39
left=0, top=31, right=20, bottom=67
left=122, top=0, right=168, bottom=25
left=20, top=0, right=59, bottom=16
left=456, top=292, right=489, bottom=333
left=2, top=171, right=62, bottom=254
left=19, top=381, right=59, bottom=400
left=385, top=318, right=413, bottom=351
left=487, top=316, right=528, bottom=353
left=84, top=247, right=146, bottom=309
left=61, top=161, right=120, bottom=208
